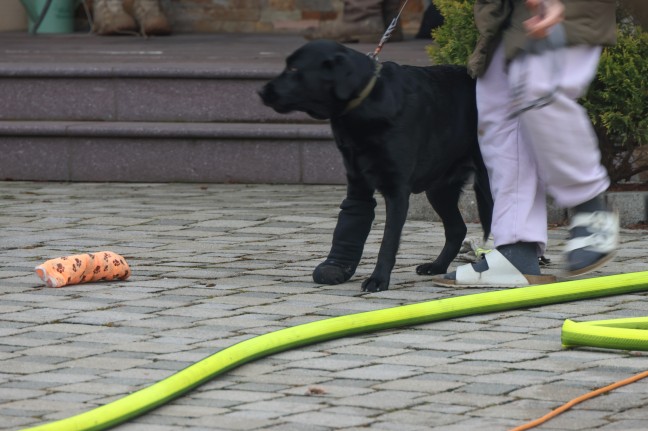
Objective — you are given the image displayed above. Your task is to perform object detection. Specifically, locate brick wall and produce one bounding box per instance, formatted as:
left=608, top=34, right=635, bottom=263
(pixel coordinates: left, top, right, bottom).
left=160, top=0, right=426, bottom=35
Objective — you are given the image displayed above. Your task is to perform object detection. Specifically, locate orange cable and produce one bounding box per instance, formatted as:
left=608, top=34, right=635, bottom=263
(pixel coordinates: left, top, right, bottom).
left=510, top=370, right=648, bottom=431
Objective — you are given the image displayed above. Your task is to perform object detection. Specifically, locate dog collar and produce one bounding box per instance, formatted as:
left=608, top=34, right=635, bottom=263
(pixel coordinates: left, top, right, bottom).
left=342, top=62, right=383, bottom=115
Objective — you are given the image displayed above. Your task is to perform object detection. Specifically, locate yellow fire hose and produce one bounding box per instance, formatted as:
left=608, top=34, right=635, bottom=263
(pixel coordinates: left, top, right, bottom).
left=22, top=271, right=648, bottom=431
left=562, top=316, right=648, bottom=350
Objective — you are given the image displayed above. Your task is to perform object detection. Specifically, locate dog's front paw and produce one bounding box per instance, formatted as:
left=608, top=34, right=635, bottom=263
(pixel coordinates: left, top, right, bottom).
left=313, top=260, right=356, bottom=285
left=416, top=262, right=448, bottom=276
left=361, top=276, right=389, bottom=292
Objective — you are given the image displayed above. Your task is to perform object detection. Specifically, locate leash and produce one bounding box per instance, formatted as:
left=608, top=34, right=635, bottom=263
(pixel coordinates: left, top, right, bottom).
left=369, top=0, right=409, bottom=60
left=341, top=0, right=406, bottom=114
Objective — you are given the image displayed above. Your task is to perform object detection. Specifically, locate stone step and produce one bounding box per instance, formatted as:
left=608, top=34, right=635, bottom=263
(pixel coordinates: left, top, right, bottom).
left=0, top=33, right=432, bottom=125
left=0, top=121, right=343, bottom=184
left=0, top=33, right=431, bottom=183
left=0, top=66, right=314, bottom=124
left=410, top=191, right=648, bottom=227
left=0, top=34, right=644, bottom=228
left=0, top=120, right=332, bottom=139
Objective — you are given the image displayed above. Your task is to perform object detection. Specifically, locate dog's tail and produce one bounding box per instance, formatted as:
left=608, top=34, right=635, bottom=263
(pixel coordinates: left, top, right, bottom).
left=472, top=150, right=494, bottom=243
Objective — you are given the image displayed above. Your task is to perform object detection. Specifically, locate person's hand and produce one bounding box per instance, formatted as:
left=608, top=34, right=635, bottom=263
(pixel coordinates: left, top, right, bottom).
left=524, top=0, right=565, bottom=39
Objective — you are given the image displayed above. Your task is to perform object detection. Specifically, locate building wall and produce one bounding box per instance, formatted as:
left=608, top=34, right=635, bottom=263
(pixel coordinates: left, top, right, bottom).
left=160, top=0, right=426, bottom=35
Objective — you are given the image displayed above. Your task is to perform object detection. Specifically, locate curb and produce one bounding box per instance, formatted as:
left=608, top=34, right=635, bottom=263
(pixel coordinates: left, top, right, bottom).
left=409, top=189, right=648, bottom=227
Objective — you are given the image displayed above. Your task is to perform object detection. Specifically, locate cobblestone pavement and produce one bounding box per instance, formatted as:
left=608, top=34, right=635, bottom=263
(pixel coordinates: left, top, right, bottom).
left=0, top=182, right=647, bottom=431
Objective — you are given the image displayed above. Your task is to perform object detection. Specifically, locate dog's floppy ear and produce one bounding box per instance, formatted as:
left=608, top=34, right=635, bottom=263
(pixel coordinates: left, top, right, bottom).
left=330, top=53, right=356, bottom=100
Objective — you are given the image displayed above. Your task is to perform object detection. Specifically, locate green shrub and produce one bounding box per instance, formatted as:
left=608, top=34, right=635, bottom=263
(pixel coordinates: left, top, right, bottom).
left=425, top=0, right=477, bottom=66
left=583, top=24, right=648, bottom=183
left=427, top=0, right=648, bottom=185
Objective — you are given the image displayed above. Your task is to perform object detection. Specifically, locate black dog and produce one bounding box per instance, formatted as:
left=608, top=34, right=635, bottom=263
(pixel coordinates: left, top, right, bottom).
left=259, top=40, right=492, bottom=292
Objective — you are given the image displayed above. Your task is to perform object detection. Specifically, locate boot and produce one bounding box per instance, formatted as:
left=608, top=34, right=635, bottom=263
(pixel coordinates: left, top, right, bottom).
left=124, top=0, right=172, bottom=35
left=305, top=0, right=385, bottom=43
left=565, top=210, right=619, bottom=276
left=303, top=16, right=384, bottom=43
left=313, top=198, right=376, bottom=285
left=93, top=0, right=137, bottom=35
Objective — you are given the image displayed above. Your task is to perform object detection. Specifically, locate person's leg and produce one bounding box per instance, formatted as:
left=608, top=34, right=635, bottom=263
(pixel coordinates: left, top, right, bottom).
left=515, top=46, right=609, bottom=207
left=343, top=0, right=383, bottom=23
left=93, top=0, right=137, bottom=35
left=476, top=43, right=548, bottom=274
left=127, top=0, right=172, bottom=36
left=304, top=0, right=396, bottom=43
left=516, top=45, right=618, bottom=275
left=434, top=43, right=548, bottom=285
left=479, top=46, right=549, bottom=251
left=304, top=0, right=383, bottom=43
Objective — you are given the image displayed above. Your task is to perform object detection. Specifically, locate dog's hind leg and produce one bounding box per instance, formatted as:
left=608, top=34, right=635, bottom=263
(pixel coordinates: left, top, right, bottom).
left=416, top=183, right=467, bottom=276
left=313, top=197, right=376, bottom=285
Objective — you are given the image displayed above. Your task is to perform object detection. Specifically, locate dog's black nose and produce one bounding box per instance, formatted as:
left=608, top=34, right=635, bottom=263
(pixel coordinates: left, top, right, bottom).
left=258, top=81, right=294, bottom=115
left=257, top=83, right=276, bottom=105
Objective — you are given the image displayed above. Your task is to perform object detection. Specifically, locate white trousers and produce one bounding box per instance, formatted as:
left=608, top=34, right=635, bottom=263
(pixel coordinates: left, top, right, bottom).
left=476, top=43, right=610, bottom=254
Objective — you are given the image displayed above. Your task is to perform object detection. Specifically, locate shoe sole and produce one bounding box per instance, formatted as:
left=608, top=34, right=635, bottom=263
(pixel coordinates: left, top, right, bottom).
left=430, top=274, right=557, bottom=288
left=565, top=251, right=616, bottom=277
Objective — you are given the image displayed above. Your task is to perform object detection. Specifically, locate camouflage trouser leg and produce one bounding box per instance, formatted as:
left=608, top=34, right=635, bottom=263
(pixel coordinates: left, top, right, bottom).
left=342, top=0, right=383, bottom=24
left=343, top=0, right=403, bottom=38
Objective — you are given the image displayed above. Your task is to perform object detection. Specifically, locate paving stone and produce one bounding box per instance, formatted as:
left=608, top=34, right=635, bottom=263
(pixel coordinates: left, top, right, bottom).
left=329, top=389, right=426, bottom=410
left=374, top=377, right=465, bottom=393
left=0, top=181, right=646, bottom=431
left=333, top=364, right=423, bottom=381
left=374, top=409, right=466, bottom=428
left=283, top=410, right=373, bottom=428
left=456, top=382, right=520, bottom=396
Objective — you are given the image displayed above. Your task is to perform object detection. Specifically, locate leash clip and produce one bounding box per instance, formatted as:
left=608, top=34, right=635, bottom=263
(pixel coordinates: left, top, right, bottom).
left=369, top=0, right=408, bottom=60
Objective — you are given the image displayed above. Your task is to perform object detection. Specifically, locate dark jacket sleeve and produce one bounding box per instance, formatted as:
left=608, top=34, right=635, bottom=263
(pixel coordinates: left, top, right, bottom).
left=468, top=0, right=513, bottom=78
left=469, top=0, right=617, bottom=78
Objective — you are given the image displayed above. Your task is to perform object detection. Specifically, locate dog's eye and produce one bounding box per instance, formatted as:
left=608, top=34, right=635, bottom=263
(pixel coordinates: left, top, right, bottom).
left=286, top=67, right=298, bottom=73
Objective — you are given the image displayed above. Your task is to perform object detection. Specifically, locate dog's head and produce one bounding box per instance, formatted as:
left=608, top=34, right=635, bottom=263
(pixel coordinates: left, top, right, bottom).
left=258, top=40, right=377, bottom=120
